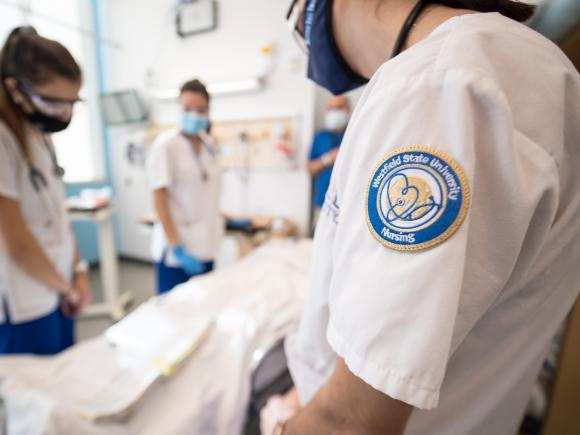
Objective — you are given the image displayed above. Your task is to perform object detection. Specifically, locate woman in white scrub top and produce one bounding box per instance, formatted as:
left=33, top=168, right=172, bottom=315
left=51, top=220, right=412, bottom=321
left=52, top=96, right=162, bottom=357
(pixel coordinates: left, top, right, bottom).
left=260, top=1, right=580, bottom=435
left=147, top=79, right=236, bottom=294
left=0, top=27, right=91, bottom=355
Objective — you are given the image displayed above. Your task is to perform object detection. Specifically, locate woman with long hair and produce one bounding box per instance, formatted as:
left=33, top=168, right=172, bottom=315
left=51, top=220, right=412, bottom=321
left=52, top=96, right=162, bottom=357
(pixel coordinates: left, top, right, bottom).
left=0, top=27, right=91, bottom=355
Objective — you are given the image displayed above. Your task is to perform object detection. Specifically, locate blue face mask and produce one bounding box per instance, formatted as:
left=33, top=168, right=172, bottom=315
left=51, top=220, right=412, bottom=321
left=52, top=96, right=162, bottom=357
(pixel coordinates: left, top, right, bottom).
left=303, top=0, right=368, bottom=95
left=181, top=111, right=209, bottom=136
left=301, top=0, right=431, bottom=95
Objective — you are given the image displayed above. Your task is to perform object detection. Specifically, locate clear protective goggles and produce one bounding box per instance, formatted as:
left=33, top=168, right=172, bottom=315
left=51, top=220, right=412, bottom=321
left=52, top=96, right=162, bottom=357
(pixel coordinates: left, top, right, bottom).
left=18, top=79, right=81, bottom=119
left=286, top=0, right=308, bottom=53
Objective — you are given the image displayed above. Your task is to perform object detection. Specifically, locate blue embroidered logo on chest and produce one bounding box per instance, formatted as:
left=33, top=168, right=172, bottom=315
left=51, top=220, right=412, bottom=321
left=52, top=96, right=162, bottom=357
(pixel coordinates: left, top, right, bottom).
left=366, top=146, right=470, bottom=251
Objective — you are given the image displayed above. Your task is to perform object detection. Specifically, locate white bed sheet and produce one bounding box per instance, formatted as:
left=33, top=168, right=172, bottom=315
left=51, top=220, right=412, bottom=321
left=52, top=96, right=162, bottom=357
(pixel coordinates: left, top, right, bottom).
left=0, top=239, right=312, bottom=435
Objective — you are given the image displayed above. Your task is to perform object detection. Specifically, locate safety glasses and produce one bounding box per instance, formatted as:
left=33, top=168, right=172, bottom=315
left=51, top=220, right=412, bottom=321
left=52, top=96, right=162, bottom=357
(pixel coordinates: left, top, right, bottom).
left=286, top=0, right=308, bottom=53
left=18, top=79, right=81, bottom=119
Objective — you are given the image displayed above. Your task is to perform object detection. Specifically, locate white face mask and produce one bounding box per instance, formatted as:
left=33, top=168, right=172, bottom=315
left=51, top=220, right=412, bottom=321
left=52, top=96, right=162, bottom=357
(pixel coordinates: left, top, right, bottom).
left=324, top=109, right=349, bottom=131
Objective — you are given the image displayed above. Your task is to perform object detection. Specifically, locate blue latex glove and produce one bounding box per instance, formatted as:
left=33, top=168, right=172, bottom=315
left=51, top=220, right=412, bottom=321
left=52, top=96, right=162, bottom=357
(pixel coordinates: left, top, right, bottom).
left=172, top=245, right=204, bottom=276
left=227, top=218, right=253, bottom=230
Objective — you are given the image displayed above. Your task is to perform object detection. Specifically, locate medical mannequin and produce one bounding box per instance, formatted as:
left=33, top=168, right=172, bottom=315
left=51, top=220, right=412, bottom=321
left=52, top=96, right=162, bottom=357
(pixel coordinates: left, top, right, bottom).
left=261, top=1, right=580, bottom=434
left=0, top=27, right=91, bottom=355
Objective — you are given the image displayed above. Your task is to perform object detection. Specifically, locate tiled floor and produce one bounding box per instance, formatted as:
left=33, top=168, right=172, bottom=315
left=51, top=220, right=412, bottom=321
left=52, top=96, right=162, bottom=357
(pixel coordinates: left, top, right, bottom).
left=76, top=259, right=156, bottom=341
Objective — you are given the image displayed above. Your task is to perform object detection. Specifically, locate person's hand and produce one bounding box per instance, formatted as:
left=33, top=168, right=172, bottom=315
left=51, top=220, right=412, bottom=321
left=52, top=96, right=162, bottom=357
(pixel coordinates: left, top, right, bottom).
left=172, top=245, right=204, bottom=276
left=60, top=272, right=92, bottom=318
left=60, top=293, right=79, bottom=318
left=260, top=391, right=300, bottom=435
left=60, top=287, right=81, bottom=318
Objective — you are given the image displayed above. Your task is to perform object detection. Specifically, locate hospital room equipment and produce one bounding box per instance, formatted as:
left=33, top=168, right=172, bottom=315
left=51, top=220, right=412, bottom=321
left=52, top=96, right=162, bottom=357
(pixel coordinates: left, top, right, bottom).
left=110, top=115, right=309, bottom=263
left=0, top=239, right=312, bottom=435
left=69, top=205, right=133, bottom=321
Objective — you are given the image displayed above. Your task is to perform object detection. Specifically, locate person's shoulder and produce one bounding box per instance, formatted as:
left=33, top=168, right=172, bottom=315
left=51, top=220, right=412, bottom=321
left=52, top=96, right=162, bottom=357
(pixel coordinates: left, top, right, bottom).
left=434, top=13, right=578, bottom=152
left=314, top=129, right=336, bottom=141
left=442, top=12, right=573, bottom=72
left=0, top=120, right=23, bottom=177
left=0, top=119, right=16, bottom=140
left=454, top=12, right=564, bottom=53
left=367, top=65, right=502, bottom=114
left=155, top=128, right=181, bottom=144
left=0, top=119, right=21, bottom=153
left=311, top=129, right=338, bottom=153
left=151, top=129, right=182, bottom=151
left=371, top=12, right=574, bottom=97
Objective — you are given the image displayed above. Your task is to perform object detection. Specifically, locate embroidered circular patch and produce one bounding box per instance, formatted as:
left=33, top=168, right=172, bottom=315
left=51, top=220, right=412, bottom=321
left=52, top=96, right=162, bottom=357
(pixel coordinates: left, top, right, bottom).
left=366, top=146, right=470, bottom=251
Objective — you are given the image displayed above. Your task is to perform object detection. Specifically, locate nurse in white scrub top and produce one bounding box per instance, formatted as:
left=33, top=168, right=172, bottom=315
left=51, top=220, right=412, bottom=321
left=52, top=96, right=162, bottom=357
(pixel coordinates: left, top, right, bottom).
left=260, top=1, right=580, bottom=435
left=147, top=79, right=247, bottom=294
left=0, top=27, right=91, bottom=355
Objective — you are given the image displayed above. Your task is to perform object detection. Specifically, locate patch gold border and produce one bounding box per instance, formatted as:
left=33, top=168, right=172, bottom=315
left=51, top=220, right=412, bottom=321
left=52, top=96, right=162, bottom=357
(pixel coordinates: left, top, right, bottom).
left=365, top=146, right=470, bottom=252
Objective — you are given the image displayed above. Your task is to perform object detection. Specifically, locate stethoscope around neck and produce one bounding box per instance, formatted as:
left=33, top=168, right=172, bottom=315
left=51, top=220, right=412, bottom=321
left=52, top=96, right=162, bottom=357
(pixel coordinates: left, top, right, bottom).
left=183, top=129, right=216, bottom=183
left=28, top=135, right=66, bottom=193
left=18, top=135, right=66, bottom=228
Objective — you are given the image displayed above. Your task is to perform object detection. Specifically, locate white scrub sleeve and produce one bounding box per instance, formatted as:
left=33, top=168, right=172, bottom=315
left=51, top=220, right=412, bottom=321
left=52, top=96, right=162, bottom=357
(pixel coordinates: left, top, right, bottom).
left=325, top=70, right=558, bottom=409
left=146, top=136, right=173, bottom=191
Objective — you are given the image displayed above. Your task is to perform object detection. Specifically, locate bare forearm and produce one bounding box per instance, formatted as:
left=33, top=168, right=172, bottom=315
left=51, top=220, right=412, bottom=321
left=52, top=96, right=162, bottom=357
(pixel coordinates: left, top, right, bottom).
left=153, top=189, right=180, bottom=247
left=285, top=359, right=411, bottom=435
left=284, top=380, right=354, bottom=435
left=284, top=399, right=336, bottom=435
left=285, top=395, right=395, bottom=435
left=308, top=151, right=338, bottom=177
left=307, top=158, right=327, bottom=177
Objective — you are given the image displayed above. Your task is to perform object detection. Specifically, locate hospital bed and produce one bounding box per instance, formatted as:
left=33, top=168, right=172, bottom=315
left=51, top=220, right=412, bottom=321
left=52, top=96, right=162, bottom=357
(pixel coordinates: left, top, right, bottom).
left=0, top=239, right=312, bottom=435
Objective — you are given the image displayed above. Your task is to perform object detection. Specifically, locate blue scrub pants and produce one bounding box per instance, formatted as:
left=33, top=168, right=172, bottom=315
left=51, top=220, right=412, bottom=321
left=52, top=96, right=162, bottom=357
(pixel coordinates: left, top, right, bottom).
left=154, top=256, right=214, bottom=294
left=0, top=304, right=74, bottom=355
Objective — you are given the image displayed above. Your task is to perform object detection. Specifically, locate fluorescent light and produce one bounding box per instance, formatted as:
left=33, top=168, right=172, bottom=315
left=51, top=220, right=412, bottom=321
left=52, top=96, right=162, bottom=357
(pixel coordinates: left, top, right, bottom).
left=148, top=77, right=263, bottom=100
left=207, top=78, right=263, bottom=95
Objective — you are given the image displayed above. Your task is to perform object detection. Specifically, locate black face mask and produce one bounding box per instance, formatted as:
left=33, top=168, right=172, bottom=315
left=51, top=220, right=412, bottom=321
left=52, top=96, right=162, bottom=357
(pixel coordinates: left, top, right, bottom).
left=24, top=110, right=71, bottom=133
left=5, top=80, right=73, bottom=133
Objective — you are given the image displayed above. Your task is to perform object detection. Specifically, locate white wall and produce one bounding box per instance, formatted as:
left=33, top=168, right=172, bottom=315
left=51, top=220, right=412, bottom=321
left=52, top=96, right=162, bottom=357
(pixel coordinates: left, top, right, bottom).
left=100, top=0, right=315, bottom=157
left=99, top=0, right=317, bottom=258
left=313, top=86, right=366, bottom=133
